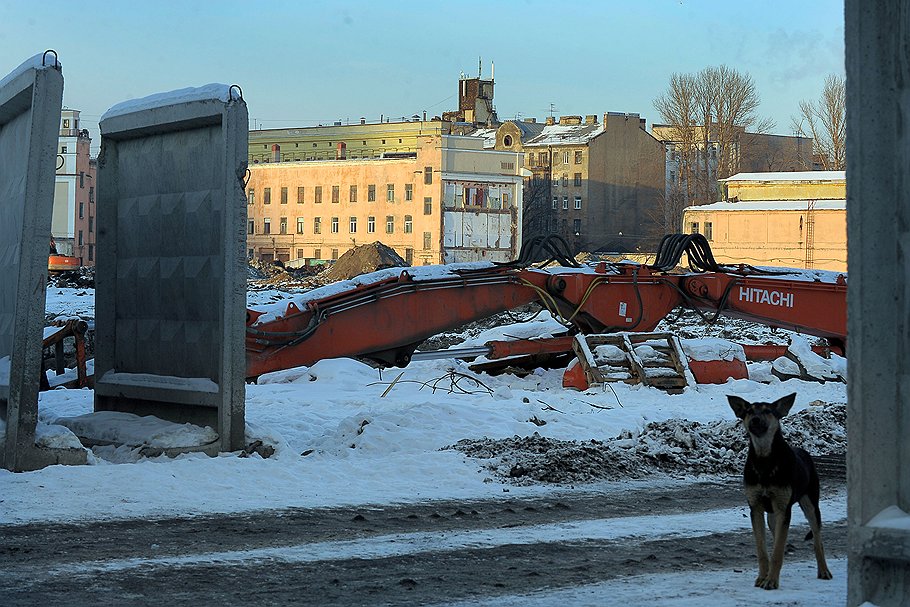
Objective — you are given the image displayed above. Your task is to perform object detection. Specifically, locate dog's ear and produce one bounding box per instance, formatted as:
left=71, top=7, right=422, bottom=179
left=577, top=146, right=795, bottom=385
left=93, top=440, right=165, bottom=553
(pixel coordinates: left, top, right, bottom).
left=771, top=393, right=797, bottom=418
left=727, top=395, right=751, bottom=419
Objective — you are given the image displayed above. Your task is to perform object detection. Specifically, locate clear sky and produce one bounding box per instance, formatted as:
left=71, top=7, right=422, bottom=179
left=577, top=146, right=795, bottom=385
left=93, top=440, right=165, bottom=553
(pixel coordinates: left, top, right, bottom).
left=1, top=0, right=844, bottom=154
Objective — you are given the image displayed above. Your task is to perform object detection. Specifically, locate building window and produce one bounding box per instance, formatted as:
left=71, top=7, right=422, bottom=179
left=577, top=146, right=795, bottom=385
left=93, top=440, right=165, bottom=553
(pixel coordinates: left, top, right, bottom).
left=248, top=220, right=255, bottom=234
left=332, top=185, right=340, bottom=203
left=88, top=245, right=94, bottom=262
left=350, top=185, right=358, bottom=202
left=297, top=217, right=305, bottom=234
left=332, top=249, right=339, bottom=260
left=424, top=167, right=433, bottom=185
left=574, top=173, right=582, bottom=187
left=62, top=119, right=69, bottom=128
left=424, top=197, right=432, bottom=215
left=297, top=186, right=305, bottom=203
left=405, top=183, right=413, bottom=201
left=263, top=218, right=271, bottom=234
left=404, top=215, right=413, bottom=233
left=552, top=196, right=558, bottom=210
left=503, top=135, right=513, bottom=147
left=387, top=184, right=395, bottom=202
left=368, top=184, right=377, bottom=202
left=314, top=186, right=323, bottom=204
left=563, top=151, right=570, bottom=164
left=331, top=217, right=339, bottom=233
left=561, top=174, right=568, bottom=187
left=538, top=151, right=548, bottom=165
left=386, top=215, right=395, bottom=233
left=405, top=248, right=413, bottom=264
left=562, top=196, right=569, bottom=210
left=314, top=248, right=322, bottom=260
left=573, top=219, right=581, bottom=234
left=423, top=231, right=432, bottom=250
left=297, top=248, right=304, bottom=259
left=264, top=188, right=271, bottom=204
left=705, top=221, right=713, bottom=240
left=79, top=202, right=84, bottom=219
left=280, top=187, right=288, bottom=204
left=574, top=196, right=582, bottom=210
left=61, top=145, right=67, bottom=154
left=314, top=217, right=322, bottom=234
left=690, top=222, right=700, bottom=234
left=350, top=216, right=357, bottom=233
left=575, top=150, right=583, bottom=164
left=248, top=189, right=255, bottom=205
left=89, top=187, right=94, bottom=203
left=88, top=216, right=94, bottom=233
left=527, top=153, right=536, bottom=167
left=670, top=171, right=676, bottom=184
left=503, top=192, right=511, bottom=207
left=279, top=217, right=288, bottom=234
left=79, top=171, right=84, bottom=188
left=368, top=216, right=376, bottom=233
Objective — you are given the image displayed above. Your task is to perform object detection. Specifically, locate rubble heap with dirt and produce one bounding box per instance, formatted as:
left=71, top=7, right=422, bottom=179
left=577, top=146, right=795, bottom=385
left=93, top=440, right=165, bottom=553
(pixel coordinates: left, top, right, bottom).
left=318, top=242, right=408, bottom=282
left=447, top=402, right=847, bottom=485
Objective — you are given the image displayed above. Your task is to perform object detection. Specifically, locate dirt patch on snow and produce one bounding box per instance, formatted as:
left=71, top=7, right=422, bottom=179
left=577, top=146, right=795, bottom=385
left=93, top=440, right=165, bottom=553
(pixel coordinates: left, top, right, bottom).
left=447, top=402, right=846, bottom=485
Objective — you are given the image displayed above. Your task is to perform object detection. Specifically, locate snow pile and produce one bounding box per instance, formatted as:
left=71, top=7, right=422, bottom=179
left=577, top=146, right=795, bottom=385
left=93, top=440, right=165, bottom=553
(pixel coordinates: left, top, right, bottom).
left=54, top=411, right=218, bottom=449
left=681, top=338, right=746, bottom=362
left=448, top=402, right=846, bottom=485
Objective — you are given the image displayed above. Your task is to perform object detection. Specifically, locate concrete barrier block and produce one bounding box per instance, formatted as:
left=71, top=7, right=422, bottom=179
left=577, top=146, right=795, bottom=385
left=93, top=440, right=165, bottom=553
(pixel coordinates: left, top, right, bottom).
left=95, top=84, right=248, bottom=452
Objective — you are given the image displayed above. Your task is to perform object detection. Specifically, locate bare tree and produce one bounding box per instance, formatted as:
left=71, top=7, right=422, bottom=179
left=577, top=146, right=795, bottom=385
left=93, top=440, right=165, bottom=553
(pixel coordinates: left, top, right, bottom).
left=655, top=65, right=772, bottom=204
left=792, top=75, right=846, bottom=170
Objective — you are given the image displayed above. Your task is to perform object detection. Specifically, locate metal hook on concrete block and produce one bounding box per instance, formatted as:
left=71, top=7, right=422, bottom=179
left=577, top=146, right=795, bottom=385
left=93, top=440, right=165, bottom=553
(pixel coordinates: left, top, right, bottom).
left=242, top=168, right=251, bottom=189
left=42, top=50, right=59, bottom=68
left=229, top=84, right=243, bottom=101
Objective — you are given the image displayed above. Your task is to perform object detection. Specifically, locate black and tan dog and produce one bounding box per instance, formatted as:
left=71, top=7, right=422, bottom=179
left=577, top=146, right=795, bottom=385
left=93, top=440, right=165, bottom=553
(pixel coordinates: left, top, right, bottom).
left=728, top=393, right=833, bottom=590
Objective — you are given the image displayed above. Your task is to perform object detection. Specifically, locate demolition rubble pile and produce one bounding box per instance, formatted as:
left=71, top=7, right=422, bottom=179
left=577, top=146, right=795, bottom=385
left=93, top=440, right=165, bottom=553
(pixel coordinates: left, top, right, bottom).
left=318, top=242, right=408, bottom=282
left=48, top=267, right=95, bottom=289
left=248, top=242, right=409, bottom=290
left=447, top=402, right=847, bottom=485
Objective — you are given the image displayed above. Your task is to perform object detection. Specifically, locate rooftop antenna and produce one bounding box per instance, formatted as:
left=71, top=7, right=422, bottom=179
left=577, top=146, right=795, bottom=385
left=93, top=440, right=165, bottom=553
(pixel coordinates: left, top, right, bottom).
left=549, top=103, right=557, bottom=118
left=478, top=56, right=482, bottom=79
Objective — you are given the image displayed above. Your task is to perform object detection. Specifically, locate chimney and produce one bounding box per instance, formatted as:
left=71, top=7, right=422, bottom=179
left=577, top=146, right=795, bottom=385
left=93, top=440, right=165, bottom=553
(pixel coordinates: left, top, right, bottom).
left=271, top=144, right=280, bottom=162
left=559, top=115, right=582, bottom=125
left=523, top=117, right=537, bottom=123
left=336, top=142, right=347, bottom=160
left=545, top=116, right=556, bottom=126
left=585, top=115, right=597, bottom=125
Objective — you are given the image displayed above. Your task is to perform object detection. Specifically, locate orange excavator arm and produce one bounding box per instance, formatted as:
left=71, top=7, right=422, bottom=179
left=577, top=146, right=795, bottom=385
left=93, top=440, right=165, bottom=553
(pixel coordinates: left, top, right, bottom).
left=244, top=235, right=847, bottom=380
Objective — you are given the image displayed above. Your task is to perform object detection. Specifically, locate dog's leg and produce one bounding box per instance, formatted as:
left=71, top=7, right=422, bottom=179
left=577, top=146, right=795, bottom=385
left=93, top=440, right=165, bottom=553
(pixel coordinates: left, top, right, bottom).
left=760, top=504, right=792, bottom=590
left=798, top=495, right=833, bottom=580
left=767, top=512, right=776, bottom=539
left=749, top=504, right=770, bottom=586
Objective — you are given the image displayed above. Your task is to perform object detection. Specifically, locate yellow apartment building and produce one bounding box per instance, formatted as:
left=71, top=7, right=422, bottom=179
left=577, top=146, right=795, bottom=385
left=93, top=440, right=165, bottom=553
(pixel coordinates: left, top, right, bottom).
left=682, top=171, right=846, bottom=271
left=246, top=133, right=523, bottom=265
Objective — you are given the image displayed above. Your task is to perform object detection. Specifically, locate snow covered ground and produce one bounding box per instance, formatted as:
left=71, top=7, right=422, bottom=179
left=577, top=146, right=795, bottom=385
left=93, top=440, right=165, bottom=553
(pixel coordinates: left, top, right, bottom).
left=4, top=285, right=851, bottom=605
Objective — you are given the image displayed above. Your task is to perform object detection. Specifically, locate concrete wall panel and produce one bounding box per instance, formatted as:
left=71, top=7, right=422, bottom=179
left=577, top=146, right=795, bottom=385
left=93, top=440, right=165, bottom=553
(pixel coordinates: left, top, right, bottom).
left=95, top=88, right=248, bottom=452
left=0, top=55, right=85, bottom=470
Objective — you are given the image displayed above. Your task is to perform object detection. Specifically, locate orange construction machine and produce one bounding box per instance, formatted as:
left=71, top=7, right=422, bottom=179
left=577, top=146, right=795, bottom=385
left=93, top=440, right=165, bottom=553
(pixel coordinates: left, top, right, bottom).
left=245, top=234, right=847, bottom=382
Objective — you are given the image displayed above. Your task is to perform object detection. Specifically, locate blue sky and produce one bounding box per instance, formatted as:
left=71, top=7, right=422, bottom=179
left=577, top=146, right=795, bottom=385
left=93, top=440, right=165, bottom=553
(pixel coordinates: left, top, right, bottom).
left=1, top=0, right=844, bottom=152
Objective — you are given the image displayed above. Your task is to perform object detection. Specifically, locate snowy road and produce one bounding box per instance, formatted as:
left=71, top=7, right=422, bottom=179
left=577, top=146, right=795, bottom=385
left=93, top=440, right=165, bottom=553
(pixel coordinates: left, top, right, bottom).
left=0, top=479, right=847, bottom=606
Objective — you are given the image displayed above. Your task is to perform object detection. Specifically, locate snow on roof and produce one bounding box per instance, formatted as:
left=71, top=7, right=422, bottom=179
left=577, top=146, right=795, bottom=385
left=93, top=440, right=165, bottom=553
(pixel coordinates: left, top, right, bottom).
left=468, top=128, right=497, bottom=149
left=686, top=199, right=845, bottom=212
left=721, top=171, right=845, bottom=182
left=524, top=123, right=604, bottom=146
left=101, top=83, right=234, bottom=121
left=0, top=52, right=62, bottom=91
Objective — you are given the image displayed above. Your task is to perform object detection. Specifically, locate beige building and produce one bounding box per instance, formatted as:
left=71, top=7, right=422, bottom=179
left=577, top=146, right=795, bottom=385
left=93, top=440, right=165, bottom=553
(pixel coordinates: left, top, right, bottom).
left=472, top=113, right=666, bottom=253
left=53, top=108, right=97, bottom=265
left=682, top=171, right=846, bottom=271
left=246, top=132, right=523, bottom=265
